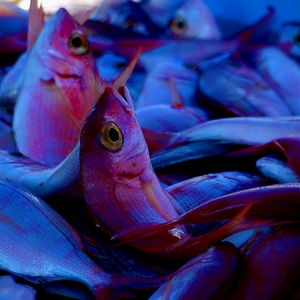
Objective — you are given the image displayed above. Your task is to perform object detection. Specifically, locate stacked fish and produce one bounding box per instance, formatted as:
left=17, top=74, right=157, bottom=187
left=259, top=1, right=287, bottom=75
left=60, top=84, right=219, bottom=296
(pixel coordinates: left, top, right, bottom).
left=0, top=0, right=300, bottom=299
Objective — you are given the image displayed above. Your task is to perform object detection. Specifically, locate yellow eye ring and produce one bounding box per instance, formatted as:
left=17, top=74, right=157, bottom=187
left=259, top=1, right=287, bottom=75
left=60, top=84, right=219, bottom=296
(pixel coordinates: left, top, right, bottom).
left=68, top=32, right=89, bottom=55
left=100, top=121, right=123, bottom=151
left=170, top=17, right=187, bottom=35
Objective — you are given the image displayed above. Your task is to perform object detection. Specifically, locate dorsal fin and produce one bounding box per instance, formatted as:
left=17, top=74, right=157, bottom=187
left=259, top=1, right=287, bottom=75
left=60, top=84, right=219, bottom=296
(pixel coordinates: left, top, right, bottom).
left=72, top=7, right=97, bottom=26
left=112, top=46, right=142, bottom=91
left=85, top=64, right=109, bottom=106
left=169, top=77, right=184, bottom=109
left=27, top=0, right=44, bottom=53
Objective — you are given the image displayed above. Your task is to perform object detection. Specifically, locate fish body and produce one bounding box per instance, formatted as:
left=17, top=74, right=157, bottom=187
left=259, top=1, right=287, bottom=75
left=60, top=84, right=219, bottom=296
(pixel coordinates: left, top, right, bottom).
left=0, top=180, right=115, bottom=299
left=136, top=59, right=200, bottom=109
left=136, top=104, right=209, bottom=132
left=256, top=156, right=299, bottom=183
left=80, top=87, right=185, bottom=250
left=166, top=171, right=270, bottom=213
left=149, top=242, right=240, bottom=300
left=199, top=58, right=292, bottom=117
left=13, top=7, right=96, bottom=167
left=227, top=226, right=300, bottom=299
left=243, top=46, right=300, bottom=115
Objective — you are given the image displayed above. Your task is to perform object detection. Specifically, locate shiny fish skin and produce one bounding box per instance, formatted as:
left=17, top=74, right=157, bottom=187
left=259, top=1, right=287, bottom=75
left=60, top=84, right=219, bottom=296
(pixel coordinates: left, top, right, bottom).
left=0, top=180, right=119, bottom=299
left=13, top=8, right=96, bottom=167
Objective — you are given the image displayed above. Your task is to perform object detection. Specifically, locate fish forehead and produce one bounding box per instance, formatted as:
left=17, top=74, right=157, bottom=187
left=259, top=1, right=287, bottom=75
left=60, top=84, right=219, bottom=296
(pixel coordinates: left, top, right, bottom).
left=38, top=8, right=84, bottom=53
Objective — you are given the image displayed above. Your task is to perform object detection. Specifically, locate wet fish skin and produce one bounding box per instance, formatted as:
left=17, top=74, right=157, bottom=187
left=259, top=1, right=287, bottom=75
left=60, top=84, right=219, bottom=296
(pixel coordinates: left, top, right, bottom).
left=199, top=58, right=292, bottom=117
left=13, top=7, right=96, bottom=167
left=149, top=242, right=240, bottom=300
left=0, top=179, right=116, bottom=299
left=227, top=226, right=300, bottom=300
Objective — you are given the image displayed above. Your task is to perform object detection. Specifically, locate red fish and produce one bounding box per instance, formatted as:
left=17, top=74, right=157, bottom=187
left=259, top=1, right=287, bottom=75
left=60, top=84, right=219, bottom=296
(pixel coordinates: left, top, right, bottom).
left=13, top=1, right=97, bottom=167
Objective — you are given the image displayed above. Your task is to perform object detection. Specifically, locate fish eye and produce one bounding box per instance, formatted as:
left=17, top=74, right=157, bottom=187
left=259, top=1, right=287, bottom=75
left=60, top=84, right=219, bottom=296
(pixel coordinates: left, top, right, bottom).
left=170, top=17, right=187, bottom=35
left=123, top=19, right=137, bottom=30
left=68, top=32, right=89, bottom=55
left=294, top=33, right=300, bottom=45
left=100, top=121, right=123, bottom=151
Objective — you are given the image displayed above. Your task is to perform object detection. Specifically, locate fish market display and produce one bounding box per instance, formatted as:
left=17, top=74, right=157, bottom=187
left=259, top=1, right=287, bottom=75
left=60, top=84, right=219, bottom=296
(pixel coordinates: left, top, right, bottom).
left=0, top=0, right=300, bottom=299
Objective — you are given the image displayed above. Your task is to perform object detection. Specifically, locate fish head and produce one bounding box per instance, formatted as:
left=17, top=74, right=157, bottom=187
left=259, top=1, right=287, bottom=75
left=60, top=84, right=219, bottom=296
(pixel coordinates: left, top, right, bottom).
left=80, top=86, right=150, bottom=181
left=167, top=0, right=220, bottom=39
left=279, top=23, right=300, bottom=59
left=34, top=8, right=94, bottom=76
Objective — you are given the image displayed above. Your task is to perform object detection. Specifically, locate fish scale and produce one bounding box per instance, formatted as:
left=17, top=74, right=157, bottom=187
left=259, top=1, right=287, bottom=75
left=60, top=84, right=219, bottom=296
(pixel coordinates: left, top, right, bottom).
left=0, top=179, right=115, bottom=298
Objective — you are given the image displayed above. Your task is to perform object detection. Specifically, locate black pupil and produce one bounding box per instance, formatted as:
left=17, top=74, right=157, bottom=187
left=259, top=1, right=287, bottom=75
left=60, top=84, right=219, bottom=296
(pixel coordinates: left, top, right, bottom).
left=176, top=19, right=186, bottom=29
left=295, top=34, right=300, bottom=44
left=72, top=37, right=83, bottom=48
left=109, top=128, right=119, bottom=142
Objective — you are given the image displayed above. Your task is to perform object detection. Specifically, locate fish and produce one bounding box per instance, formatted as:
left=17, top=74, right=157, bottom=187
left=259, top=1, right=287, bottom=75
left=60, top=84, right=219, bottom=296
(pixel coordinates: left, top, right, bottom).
left=149, top=242, right=240, bottom=299
left=136, top=104, right=210, bottom=133
left=242, top=46, right=300, bottom=115
left=199, top=57, right=292, bottom=117
left=13, top=1, right=97, bottom=167
left=136, top=59, right=201, bottom=109
left=227, top=226, right=300, bottom=299
left=145, top=116, right=300, bottom=155
left=166, top=171, right=270, bottom=213
left=279, top=22, right=300, bottom=60
left=114, top=183, right=300, bottom=245
left=0, top=179, right=134, bottom=299
left=0, top=42, right=141, bottom=204
left=256, top=156, right=299, bottom=183
left=80, top=82, right=267, bottom=262
left=91, top=0, right=163, bottom=37
left=165, top=0, right=221, bottom=39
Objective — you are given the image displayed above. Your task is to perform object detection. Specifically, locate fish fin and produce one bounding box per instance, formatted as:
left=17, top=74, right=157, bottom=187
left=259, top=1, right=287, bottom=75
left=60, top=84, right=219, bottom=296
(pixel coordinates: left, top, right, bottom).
left=231, top=6, right=276, bottom=45
left=113, top=202, right=262, bottom=252
left=27, top=0, right=44, bottom=53
left=141, top=128, right=176, bottom=155
left=72, top=7, right=97, bottom=26
left=0, top=213, right=27, bottom=234
left=112, top=46, right=142, bottom=91
left=40, top=77, right=80, bottom=131
left=86, top=64, right=109, bottom=106
left=169, top=77, right=184, bottom=109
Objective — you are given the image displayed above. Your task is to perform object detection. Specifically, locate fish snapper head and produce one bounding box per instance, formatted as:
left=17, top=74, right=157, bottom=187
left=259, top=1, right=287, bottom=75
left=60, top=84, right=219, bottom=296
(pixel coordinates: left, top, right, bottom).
left=80, top=86, right=150, bottom=180
left=35, top=8, right=94, bottom=76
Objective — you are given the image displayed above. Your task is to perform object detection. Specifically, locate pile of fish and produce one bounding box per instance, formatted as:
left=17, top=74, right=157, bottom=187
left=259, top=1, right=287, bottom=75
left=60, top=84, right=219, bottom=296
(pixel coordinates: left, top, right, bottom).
left=1, top=0, right=300, bottom=299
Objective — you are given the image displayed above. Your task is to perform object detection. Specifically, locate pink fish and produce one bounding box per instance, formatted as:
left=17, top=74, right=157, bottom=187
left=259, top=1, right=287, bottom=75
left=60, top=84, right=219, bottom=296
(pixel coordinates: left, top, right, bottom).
left=80, top=83, right=264, bottom=262
left=13, top=1, right=97, bottom=167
